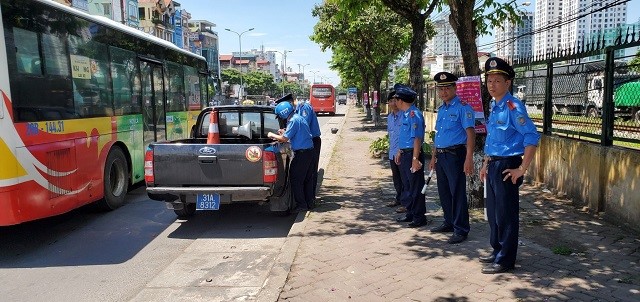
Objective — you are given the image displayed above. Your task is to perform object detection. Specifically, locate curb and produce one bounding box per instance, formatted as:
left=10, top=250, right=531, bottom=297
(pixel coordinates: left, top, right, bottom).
left=256, top=106, right=351, bottom=302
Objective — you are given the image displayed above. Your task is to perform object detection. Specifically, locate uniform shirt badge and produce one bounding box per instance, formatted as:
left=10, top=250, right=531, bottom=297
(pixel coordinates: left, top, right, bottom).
left=466, top=112, right=473, bottom=119
left=518, top=116, right=526, bottom=125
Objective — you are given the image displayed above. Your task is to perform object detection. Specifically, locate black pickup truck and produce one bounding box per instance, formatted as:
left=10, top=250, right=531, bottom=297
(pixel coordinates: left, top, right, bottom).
left=145, top=106, right=293, bottom=218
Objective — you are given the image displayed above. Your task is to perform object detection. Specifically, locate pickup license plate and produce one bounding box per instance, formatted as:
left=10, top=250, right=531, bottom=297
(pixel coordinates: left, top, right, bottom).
left=196, top=193, right=220, bottom=210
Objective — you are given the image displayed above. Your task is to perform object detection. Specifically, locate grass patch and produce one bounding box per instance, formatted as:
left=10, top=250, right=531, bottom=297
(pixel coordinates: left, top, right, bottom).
left=552, top=245, right=573, bottom=255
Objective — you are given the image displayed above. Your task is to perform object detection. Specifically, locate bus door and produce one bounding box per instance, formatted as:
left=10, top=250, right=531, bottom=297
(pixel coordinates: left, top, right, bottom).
left=140, top=60, right=166, bottom=148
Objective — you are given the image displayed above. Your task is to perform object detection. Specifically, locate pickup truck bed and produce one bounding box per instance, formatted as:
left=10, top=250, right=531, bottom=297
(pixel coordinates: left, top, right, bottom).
left=145, top=106, right=294, bottom=217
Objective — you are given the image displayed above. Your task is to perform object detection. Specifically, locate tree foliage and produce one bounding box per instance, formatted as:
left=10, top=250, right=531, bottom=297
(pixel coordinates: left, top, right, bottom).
left=312, top=1, right=412, bottom=107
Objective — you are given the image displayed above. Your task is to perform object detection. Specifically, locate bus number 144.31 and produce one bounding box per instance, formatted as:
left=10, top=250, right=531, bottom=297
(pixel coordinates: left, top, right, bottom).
left=26, top=121, right=65, bottom=135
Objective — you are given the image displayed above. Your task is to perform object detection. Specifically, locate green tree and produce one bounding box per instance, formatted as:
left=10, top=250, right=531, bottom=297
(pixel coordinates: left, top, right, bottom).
left=312, top=1, right=411, bottom=115
left=244, top=71, right=277, bottom=96
left=220, top=68, right=241, bottom=86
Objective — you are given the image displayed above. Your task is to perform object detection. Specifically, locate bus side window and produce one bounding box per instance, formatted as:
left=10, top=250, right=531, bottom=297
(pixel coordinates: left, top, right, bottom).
left=13, top=28, right=42, bottom=76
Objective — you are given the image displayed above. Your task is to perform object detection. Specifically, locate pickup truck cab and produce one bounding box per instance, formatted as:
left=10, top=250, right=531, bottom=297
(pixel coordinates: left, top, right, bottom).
left=145, top=106, right=294, bottom=218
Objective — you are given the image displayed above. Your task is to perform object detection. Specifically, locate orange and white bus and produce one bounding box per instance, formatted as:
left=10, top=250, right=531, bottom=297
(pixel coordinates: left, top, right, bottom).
left=309, top=84, right=336, bottom=115
left=0, top=0, right=209, bottom=225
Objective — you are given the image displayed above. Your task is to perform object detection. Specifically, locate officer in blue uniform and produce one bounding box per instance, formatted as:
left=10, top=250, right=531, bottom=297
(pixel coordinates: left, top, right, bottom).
left=268, top=100, right=315, bottom=213
left=275, top=94, right=322, bottom=205
left=393, top=84, right=428, bottom=228
left=479, top=57, right=541, bottom=274
left=428, top=72, right=476, bottom=244
left=294, top=97, right=322, bottom=203
left=385, top=89, right=404, bottom=209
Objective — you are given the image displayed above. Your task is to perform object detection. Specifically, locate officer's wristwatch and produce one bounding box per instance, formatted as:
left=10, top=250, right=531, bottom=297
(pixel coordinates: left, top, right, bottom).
left=518, top=165, right=526, bottom=172
left=412, top=157, right=418, bottom=161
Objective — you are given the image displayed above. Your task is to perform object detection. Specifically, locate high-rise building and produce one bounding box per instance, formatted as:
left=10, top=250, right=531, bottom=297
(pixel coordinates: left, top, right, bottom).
left=494, top=12, right=534, bottom=60
left=425, top=16, right=461, bottom=57
left=534, top=0, right=628, bottom=56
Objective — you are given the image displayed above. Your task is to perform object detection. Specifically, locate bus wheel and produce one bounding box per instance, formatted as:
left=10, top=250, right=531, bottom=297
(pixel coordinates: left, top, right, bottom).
left=586, top=106, right=599, bottom=118
left=633, top=108, right=640, bottom=124
left=97, top=147, right=129, bottom=210
left=174, top=197, right=196, bottom=218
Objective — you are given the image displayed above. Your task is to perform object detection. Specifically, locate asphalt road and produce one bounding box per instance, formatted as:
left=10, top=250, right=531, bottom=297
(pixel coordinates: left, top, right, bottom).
left=0, top=104, right=347, bottom=302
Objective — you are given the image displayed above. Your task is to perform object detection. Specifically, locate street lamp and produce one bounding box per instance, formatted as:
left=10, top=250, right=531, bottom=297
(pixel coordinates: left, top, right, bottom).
left=225, top=27, right=254, bottom=100
left=275, top=50, right=291, bottom=96
left=297, top=63, right=310, bottom=96
left=309, top=70, right=319, bottom=84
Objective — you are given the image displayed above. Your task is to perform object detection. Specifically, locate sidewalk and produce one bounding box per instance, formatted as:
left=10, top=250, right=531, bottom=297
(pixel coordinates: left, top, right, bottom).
left=277, top=107, right=640, bottom=301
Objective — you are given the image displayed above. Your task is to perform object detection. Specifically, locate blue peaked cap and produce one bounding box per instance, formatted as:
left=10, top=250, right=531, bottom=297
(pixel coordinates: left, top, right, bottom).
left=392, top=83, right=417, bottom=103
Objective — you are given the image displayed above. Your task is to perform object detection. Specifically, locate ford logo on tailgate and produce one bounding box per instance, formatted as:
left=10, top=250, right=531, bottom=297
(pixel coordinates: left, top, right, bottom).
left=199, top=146, right=217, bottom=155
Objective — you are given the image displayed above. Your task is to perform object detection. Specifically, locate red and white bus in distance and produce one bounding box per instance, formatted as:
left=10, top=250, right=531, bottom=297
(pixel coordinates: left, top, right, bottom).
left=309, top=84, right=336, bottom=115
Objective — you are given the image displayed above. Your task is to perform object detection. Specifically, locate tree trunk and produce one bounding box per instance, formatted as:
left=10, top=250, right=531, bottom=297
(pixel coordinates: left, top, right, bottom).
left=408, top=15, right=427, bottom=93
left=448, top=0, right=489, bottom=208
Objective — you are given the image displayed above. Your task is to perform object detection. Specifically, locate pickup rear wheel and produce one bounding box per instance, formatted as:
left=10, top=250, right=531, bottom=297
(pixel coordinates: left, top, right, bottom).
left=174, top=202, right=196, bottom=218
left=96, top=147, right=129, bottom=210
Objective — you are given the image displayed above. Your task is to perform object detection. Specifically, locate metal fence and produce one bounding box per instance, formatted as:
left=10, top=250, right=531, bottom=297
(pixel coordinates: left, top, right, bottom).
left=512, top=27, right=640, bottom=150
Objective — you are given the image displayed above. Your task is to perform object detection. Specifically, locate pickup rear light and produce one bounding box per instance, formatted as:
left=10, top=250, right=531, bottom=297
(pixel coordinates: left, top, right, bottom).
left=144, top=147, right=154, bottom=185
left=263, top=151, right=277, bottom=183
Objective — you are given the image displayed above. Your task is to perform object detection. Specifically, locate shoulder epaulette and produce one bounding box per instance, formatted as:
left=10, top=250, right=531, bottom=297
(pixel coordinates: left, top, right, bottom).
left=506, top=100, right=516, bottom=110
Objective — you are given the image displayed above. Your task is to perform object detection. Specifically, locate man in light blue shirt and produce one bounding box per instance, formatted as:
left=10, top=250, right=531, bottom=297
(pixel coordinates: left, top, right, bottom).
left=479, top=57, right=540, bottom=274
left=385, top=90, right=404, bottom=210
left=428, top=72, right=476, bottom=244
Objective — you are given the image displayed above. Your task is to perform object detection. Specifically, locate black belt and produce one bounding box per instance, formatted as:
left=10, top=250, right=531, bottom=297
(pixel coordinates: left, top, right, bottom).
left=399, top=148, right=414, bottom=153
left=488, top=155, right=522, bottom=162
left=436, top=144, right=465, bottom=154
left=294, top=148, right=314, bottom=153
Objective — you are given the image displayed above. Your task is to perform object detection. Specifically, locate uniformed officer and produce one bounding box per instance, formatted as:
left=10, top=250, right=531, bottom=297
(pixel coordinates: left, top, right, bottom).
left=429, top=72, right=476, bottom=244
left=268, top=100, right=315, bottom=213
left=479, top=57, right=541, bottom=274
left=275, top=94, right=322, bottom=206
left=294, top=96, right=322, bottom=204
left=385, top=89, right=404, bottom=210
left=393, top=83, right=428, bottom=228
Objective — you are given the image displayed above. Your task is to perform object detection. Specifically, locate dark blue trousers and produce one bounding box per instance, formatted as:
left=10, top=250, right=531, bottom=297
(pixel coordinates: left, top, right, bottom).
left=311, top=136, right=322, bottom=198
left=389, top=157, right=403, bottom=203
left=399, top=151, right=426, bottom=223
left=486, top=156, right=523, bottom=267
left=290, top=149, right=315, bottom=210
left=435, top=147, right=470, bottom=236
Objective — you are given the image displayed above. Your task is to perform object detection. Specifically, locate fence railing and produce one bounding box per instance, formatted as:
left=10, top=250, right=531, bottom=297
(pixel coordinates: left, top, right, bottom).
left=513, top=26, right=640, bottom=150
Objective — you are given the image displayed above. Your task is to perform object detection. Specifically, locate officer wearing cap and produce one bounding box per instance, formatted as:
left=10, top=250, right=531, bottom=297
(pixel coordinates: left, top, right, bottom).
left=275, top=93, right=322, bottom=205
left=268, top=100, right=315, bottom=213
left=428, top=72, right=475, bottom=244
left=393, top=83, right=428, bottom=228
left=385, top=89, right=405, bottom=211
left=479, top=57, right=540, bottom=274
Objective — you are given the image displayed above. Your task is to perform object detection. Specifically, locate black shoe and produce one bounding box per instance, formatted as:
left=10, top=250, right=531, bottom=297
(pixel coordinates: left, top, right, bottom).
left=447, top=233, right=467, bottom=244
left=385, top=201, right=401, bottom=207
left=396, top=215, right=412, bottom=223
left=407, top=220, right=428, bottom=228
left=481, top=263, right=514, bottom=274
left=478, top=254, right=496, bottom=263
left=430, top=223, right=454, bottom=233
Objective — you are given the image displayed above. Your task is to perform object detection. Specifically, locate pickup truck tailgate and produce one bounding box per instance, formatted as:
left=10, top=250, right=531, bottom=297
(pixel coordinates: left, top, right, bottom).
left=152, top=143, right=267, bottom=186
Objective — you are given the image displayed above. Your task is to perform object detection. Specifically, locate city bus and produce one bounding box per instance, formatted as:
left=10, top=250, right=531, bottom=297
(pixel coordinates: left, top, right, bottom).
left=0, top=0, right=209, bottom=225
left=309, top=84, right=336, bottom=115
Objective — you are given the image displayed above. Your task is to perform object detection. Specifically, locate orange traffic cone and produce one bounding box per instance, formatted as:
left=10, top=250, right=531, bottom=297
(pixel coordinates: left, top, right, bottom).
left=207, top=109, right=220, bottom=144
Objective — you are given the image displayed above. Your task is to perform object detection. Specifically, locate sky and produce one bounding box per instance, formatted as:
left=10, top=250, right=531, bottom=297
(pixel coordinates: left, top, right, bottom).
left=177, top=0, right=640, bottom=87
left=176, top=0, right=338, bottom=86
